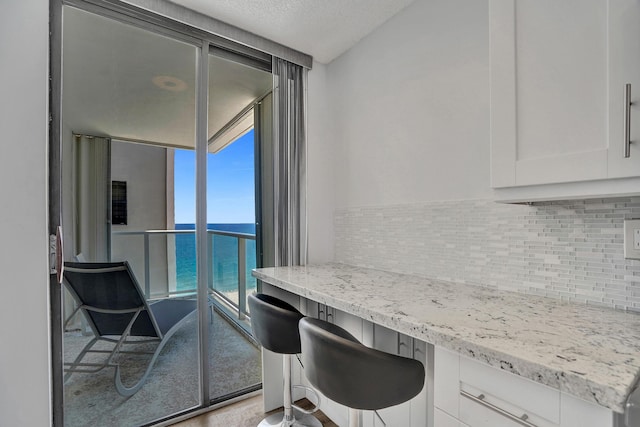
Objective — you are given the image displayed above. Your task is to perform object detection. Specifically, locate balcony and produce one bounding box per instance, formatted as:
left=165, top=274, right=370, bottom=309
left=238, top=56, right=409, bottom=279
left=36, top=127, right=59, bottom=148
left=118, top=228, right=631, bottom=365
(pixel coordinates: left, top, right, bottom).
left=63, top=228, right=261, bottom=426
left=111, top=227, right=257, bottom=333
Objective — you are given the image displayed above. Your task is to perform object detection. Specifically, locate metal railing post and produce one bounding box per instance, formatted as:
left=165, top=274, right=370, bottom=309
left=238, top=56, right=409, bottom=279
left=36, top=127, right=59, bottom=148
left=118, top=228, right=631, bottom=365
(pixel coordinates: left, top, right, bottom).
left=144, top=232, right=150, bottom=298
left=238, top=237, right=247, bottom=320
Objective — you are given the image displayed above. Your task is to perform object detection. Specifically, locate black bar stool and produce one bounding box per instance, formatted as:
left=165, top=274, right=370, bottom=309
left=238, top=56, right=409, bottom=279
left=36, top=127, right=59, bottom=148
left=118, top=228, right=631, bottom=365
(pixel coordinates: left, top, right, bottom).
left=248, top=293, right=321, bottom=427
left=299, top=317, right=425, bottom=427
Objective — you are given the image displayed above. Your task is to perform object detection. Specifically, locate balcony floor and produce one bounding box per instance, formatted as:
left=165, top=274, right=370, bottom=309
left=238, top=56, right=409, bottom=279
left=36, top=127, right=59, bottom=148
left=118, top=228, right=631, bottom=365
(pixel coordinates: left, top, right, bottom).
left=63, top=308, right=261, bottom=426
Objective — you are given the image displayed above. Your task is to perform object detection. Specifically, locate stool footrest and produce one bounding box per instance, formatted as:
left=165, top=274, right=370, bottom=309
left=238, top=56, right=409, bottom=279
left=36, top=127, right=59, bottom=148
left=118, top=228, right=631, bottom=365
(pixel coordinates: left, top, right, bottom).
left=291, top=384, right=321, bottom=415
left=257, top=410, right=322, bottom=427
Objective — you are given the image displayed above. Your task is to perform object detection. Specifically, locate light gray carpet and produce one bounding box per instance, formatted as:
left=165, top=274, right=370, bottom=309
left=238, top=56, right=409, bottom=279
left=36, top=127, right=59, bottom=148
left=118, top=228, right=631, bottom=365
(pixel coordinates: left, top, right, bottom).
left=63, top=311, right=261, bottom=427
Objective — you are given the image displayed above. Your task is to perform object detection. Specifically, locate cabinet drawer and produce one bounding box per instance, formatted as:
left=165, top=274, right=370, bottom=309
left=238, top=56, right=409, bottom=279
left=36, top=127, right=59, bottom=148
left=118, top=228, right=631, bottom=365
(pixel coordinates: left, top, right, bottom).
left=459, top=356, right=560, bottom=425
left=459, top=388, right=526, bottom=427
left=460, top=383, right=558, bottom=427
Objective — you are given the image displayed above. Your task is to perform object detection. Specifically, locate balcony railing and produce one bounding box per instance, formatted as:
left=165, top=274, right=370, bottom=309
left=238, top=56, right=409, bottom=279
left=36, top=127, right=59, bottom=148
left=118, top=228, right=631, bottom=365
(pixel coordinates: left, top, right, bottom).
left=111, top=228, right=256, bottom=322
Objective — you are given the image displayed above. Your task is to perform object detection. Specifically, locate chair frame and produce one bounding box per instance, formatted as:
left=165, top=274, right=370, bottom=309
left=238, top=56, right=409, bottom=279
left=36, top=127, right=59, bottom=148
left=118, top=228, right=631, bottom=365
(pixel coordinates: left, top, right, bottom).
left=63, top=262, right=196, bottom=396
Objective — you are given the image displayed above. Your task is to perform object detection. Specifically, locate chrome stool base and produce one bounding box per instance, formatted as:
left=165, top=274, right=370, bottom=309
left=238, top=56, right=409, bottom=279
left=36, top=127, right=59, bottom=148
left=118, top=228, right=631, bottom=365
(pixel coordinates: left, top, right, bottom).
left=258, top=410, right=323, bottom=427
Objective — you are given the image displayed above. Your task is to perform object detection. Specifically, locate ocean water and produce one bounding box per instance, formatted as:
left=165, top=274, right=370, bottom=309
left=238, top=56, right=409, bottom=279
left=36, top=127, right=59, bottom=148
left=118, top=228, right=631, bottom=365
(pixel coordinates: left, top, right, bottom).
left=175, top=223, right=257, bottom=294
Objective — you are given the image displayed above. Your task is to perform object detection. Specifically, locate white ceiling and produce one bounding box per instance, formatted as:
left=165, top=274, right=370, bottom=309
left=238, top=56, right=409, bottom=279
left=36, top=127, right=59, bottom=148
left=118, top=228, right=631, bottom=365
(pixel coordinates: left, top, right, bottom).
left=63, top=6, right=272, bottom=149
left=170, top=0, right=416, bottom=64
left=62, top=0, right=414, bottom=147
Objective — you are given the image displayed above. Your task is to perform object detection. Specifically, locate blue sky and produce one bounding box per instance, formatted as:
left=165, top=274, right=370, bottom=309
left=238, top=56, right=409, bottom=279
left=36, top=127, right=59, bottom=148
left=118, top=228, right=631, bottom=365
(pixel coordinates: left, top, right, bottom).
left=174, top=130, right=255, bottom=224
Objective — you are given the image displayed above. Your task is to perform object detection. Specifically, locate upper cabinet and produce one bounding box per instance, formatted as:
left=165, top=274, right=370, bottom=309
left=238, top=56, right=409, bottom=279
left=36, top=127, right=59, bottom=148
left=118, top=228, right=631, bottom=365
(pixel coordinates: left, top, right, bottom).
left=490, top=0, right=640, bottom=196
left=608, top=0, right=640, bottom=178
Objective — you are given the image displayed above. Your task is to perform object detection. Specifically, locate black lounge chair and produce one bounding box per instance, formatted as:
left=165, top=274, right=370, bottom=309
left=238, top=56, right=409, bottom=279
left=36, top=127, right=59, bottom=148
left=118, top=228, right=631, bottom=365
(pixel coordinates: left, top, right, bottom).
left=63, top=261, right=197, bottom=396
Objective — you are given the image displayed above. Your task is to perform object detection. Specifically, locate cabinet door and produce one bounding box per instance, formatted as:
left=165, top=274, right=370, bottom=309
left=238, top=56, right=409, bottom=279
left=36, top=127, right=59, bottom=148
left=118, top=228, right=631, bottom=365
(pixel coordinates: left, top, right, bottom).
left=490, top=0, right=609, bottom=187
left=560, top=393, right=614, bottom=427
left=435, top=408, right=466, bottom=427
left=409, top=340, right=429, bottom=427
left=434, top=346, right=460, bottom=419
left=459, top=356, right=560, bottom=425
left=608, top=0, right=640, bottom=178
left=318, top=308, right=353, bottom=427
left=459, top=394, right=531, bottom=427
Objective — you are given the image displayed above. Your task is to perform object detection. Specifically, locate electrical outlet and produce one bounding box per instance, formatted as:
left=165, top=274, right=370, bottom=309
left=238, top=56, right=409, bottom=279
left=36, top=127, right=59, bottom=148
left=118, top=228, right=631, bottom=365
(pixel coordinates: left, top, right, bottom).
left=624, top=219, right=640, bottom=259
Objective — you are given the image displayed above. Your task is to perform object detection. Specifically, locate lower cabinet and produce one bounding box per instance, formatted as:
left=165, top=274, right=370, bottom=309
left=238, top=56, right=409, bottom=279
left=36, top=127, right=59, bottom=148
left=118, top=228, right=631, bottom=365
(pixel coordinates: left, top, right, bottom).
left=434, top=346, right=616, bottom=427
left=260, top=286, right=621, bottom=427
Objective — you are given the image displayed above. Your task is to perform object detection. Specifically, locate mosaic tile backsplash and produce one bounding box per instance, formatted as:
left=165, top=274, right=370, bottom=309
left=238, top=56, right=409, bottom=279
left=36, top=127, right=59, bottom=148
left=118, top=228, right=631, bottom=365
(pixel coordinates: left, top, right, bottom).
left=334, top=198, right=640, bottom=311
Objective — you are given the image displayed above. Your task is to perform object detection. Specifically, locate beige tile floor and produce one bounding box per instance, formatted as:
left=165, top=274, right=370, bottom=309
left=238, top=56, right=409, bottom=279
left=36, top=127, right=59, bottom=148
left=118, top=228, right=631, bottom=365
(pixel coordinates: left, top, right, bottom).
left=171, top=395, right=337, bottom=427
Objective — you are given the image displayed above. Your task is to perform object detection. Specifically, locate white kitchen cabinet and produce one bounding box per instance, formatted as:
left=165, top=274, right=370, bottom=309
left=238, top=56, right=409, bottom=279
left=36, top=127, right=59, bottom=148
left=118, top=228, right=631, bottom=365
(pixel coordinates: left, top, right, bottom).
left=608, top=0, right=640, bottom=178
left=261, top=285, right=621, bottom=427
left=459, top=382, right=558, bottom=427
left=434, top=345, right=616, bottom=427
left=560, top=392, right=616, bottom=427
left=490, top=0, right=640, bottom=192
left=459, top=355, right=560, bottom=426
left=434, top=346, right=460, bottom=420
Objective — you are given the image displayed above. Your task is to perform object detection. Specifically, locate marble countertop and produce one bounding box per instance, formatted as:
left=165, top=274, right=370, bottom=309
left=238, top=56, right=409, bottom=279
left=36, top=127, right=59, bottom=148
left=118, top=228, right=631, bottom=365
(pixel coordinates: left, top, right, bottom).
left=252, top=263, right=640, bottom=413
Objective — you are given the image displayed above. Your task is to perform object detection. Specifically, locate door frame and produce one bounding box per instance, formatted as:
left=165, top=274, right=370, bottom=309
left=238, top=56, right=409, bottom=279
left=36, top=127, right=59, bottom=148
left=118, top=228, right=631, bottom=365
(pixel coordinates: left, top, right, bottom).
left=48, top=0, right=288, bottom=423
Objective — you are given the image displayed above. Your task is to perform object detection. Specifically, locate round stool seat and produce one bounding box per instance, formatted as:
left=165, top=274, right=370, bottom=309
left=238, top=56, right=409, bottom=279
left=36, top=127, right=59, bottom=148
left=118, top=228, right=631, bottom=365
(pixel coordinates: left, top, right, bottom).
left=248, top=293, right=304, bottom=354
left=299, top=317, right=425, bottom=411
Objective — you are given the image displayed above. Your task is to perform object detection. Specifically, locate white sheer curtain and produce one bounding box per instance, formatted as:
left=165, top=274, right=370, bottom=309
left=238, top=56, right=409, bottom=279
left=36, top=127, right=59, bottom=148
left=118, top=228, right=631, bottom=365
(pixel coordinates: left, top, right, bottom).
left=272, top=58, right=308, bottom=267
left=73, top=134, right=111, bottom=262
left=64, top=134, right=111, bottom=331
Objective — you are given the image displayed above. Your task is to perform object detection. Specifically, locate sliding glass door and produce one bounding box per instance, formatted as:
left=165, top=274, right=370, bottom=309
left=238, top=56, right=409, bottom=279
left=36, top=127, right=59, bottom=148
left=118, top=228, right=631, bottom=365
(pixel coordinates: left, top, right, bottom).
left=205, top=52, right=272, bottom=401
left=56, top=2, right=279, bottom=425
left=60, top=5, right=201, bottom=426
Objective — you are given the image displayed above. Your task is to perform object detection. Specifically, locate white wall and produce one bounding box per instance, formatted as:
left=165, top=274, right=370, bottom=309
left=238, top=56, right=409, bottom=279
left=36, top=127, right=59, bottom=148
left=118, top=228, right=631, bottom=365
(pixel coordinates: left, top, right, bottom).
left=0, top=0, right=52, bottom=425
left=111, top=141, right=172, bottom=296
left=325, top=0, right=491, bottom=209
left=306, top=0, right=490, bottom=262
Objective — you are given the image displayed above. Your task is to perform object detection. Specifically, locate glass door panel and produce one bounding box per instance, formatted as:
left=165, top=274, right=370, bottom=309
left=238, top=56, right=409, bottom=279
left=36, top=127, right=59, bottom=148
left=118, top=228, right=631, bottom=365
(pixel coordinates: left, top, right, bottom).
left=61, top=6, right=200, bottom=425
left=205, top=53, right=272, bottom=400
